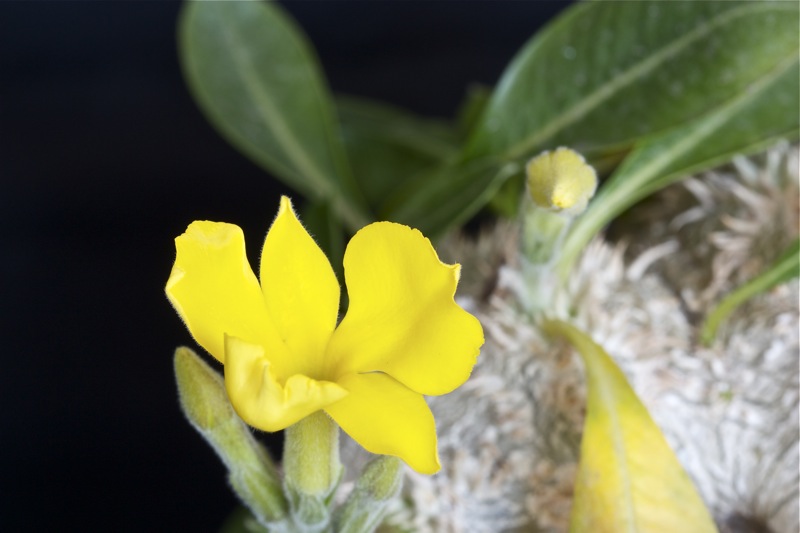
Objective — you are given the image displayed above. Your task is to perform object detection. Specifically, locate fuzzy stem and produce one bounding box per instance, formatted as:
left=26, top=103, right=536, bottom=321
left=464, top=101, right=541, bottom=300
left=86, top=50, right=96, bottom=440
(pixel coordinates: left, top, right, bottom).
left=520, top=200, right=574, bottom=312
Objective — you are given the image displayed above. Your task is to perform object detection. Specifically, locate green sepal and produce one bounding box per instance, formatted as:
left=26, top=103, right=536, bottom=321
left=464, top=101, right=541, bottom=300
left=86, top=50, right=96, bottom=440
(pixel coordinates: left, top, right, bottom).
left=283, top=484, right=331, bottom=533
left=283, top=411, right=342, bottom=498
left=282, top=411, right=342, bottom=530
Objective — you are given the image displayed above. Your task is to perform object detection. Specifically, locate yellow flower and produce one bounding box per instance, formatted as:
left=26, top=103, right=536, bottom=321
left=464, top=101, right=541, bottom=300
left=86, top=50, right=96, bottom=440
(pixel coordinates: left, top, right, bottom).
left=166, top=197, right=484, bottom=474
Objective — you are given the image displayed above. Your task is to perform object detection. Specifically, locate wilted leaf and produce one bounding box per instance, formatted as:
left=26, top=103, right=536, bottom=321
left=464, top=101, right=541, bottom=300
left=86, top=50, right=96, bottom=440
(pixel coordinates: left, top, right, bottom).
left=543, top=320, right=717, bottom=533
left=178, top=1, right=368, bottom=230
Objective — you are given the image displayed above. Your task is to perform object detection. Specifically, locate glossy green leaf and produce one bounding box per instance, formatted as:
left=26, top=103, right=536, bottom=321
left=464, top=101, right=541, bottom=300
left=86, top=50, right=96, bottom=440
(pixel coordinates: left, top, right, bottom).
left=559, top=56, right=799, bottom=276
left=178, top=1, right=368, bottom=230
left=336, top=96, right=457, bottom=211
left=701, top=238, right=800, bottom=345
left=467, top=1, right=798, bottom=162
left=543, top=320, right=717, bottom=533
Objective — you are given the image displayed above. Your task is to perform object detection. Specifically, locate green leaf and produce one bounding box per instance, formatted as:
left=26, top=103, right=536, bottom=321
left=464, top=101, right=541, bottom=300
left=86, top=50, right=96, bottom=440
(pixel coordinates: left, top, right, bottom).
left=335, top=96, right=457, bottom=211
left=392, top=1, right=798, bottom=236
left=559, top=55, right=799, bottom=277
left=301, top=200, right=352, bottom=314
left=486, top=170, right=526, bottom=218
left=542, top=320, right=717, bottom=533
left=384, top=158, right=520, bottom=237
left=454, top=84, right=492, bottom=141
left=701, top=238, right=800, bottom=345
left=178, top=1, right=368, bottom=230
left=467, top=1, right=799, bottom=162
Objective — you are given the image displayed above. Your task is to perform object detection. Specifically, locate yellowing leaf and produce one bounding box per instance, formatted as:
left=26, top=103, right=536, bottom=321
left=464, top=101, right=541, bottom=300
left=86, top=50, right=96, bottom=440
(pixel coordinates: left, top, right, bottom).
left=543, top=320, right=717, bottom=533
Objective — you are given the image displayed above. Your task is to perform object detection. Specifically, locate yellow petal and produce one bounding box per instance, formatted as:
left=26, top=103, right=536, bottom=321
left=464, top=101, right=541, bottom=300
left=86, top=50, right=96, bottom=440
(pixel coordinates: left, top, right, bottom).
left=259, top=197, right=340, bottom=376
left=166, top=221, right=288, bottom=364
left=324, top=372, right=440, bottom=475
left=224, top=336, right=348, bottom=432
left=327, top=222, right=483, bottom=395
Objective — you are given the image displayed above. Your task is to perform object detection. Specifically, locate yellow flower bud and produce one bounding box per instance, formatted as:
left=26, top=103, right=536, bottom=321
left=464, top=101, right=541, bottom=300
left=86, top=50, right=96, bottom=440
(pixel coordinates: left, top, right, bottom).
left=526, top=147, right=597, bottom=215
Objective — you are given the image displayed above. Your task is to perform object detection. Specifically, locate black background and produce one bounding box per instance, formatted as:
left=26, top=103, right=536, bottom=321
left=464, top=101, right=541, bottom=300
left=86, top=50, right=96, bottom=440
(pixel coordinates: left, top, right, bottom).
left=2, top=2, right=568, bottom=530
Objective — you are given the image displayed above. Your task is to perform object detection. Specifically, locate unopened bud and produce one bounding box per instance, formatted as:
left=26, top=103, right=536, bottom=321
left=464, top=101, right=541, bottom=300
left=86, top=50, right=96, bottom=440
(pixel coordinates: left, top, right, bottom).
left=174, top=346, right=287, bottom=524
left=333, top=456, right=404, bottom=533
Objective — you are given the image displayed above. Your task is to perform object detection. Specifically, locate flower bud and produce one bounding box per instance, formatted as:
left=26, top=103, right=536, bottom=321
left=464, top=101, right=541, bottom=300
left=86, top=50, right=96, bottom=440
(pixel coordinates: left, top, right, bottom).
left=174, top=346, right=287, bottom=524
left=526, top=147, right=597, bottom=216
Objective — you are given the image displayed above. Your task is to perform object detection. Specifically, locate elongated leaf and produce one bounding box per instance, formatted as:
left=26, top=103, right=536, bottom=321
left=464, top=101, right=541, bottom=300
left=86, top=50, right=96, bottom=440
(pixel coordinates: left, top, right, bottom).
left=467, top=1, right=798, bottom=162
left=543, top=320, right=717, bottom=533
left=179, top=1, right=368, bottom=230
left=336, top=96, right=457, bottom=210
left=701, top=238, right=800, bottom=345
left=389, top=1, right=798, bottom=237
left=559, top=55, right=799, bottom=276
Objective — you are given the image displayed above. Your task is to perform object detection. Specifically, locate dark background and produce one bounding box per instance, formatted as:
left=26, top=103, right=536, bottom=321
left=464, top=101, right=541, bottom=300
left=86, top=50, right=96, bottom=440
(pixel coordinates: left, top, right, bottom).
left=1, top=2, right=568, bottom=530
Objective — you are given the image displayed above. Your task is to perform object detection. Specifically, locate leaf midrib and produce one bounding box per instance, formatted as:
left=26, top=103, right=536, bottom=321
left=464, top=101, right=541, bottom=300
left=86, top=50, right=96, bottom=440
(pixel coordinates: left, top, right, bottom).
left=559, top=51, right=799, bottom=278
left=218, top=18, right=334, bottom=198
left=594, top=361, right=638, bottom=533
left=602, top=52, right=797, bottom=229
left=504, top=2, right=794, bottom=161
